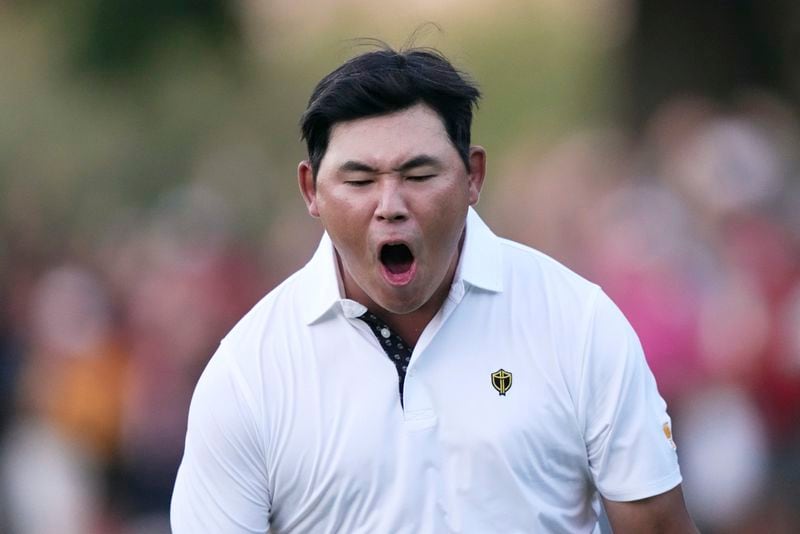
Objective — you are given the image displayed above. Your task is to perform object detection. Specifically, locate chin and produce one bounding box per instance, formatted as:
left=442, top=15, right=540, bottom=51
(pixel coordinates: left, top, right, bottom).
left=374, top=294, right=426, bottom=316
left=376, top=302, right=419, bottom=316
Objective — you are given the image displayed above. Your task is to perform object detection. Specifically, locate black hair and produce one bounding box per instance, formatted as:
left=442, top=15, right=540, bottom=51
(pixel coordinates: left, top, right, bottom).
left=300, top=45, right=481, bottom=177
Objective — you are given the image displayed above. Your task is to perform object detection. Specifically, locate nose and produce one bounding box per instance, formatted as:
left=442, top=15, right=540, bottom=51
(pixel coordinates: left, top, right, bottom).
left=374, top=179, right=409, bottom=222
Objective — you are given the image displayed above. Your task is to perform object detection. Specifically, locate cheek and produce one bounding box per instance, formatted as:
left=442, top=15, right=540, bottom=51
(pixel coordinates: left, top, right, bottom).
left=425, top=206, right=468, bottom=256
left=318, top=194, right=371, bottom=249
left=318, top=191, right=358, bottom=226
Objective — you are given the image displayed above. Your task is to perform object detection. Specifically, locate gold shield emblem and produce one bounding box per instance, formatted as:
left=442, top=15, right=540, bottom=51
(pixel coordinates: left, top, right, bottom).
left=491, top=369, right=512, bottom=396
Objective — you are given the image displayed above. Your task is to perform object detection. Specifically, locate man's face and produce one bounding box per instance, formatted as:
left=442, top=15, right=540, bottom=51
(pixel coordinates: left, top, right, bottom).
left=299, top=103, right=485, bottom=315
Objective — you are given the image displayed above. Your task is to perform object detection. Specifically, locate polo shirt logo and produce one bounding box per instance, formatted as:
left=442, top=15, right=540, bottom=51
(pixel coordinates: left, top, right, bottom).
left=663, top=422, right=677, bottom=450
left=491, top=369, right=512, bottom=396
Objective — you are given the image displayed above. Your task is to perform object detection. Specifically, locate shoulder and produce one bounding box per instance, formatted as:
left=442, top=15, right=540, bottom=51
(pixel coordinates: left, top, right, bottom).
left=187, top=261, right=322, bottom=422
left=465, top=209, right=598, bottom=308
left=193, top=264, right=317, bottom=403
left=498, top=237, right=599, bottom=297
left=222, top=268, right=309, bottom=354
left=190, top=265, right=314, bottom=424
left=493, top=237, right=602, bottom=335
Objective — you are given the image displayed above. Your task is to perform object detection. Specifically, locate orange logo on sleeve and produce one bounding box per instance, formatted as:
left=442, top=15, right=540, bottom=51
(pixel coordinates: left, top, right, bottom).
left=662, top=422, right=677, bottom=450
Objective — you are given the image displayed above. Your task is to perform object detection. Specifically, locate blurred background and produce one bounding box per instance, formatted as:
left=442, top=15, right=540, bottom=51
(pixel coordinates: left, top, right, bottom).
left=1, top=0, right=799, bottom=532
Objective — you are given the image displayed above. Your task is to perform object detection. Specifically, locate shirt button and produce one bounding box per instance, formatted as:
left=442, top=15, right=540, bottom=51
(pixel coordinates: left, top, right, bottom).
left=380, top=328, right=391, bottom=338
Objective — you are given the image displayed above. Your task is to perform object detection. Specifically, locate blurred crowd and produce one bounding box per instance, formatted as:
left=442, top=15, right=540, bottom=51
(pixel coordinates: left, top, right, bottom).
left=1, top=90, right=800, bottom=534
left=0, top=184, right=271, bottom=533
left=491, top=91, right=800, bottom=533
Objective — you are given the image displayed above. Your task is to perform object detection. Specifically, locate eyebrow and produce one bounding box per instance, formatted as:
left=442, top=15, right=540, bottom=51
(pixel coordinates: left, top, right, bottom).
left=394, top=155, right=442, bottom=173
left=339, top=160, right=377, bottom=173
left=338, top=154, right=443, bottom=174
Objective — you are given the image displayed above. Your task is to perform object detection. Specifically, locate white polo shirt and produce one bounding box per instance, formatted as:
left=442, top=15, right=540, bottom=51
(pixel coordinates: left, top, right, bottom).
left=171, top=208, right=682, bottom=533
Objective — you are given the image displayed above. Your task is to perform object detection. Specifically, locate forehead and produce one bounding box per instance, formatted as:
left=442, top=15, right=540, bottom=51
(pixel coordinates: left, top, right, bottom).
left=322, top=104, right=459, bottom=170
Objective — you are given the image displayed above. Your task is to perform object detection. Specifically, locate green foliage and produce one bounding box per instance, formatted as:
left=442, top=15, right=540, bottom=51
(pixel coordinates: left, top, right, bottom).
left=70, top=0, right=242, bottom=75
left=0, top=2, right=619, bottom=248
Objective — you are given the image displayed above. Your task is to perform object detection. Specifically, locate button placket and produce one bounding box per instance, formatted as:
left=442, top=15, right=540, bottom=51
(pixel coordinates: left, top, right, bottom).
left=358, top=312, right=414, bottom=408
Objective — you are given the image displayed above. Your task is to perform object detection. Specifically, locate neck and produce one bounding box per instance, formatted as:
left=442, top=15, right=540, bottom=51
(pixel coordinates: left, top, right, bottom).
left=372, top=271, right=453, bottom=346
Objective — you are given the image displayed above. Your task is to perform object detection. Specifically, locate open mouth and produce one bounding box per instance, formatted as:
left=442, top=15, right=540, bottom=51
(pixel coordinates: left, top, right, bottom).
left=379, top=243, right=416, bottom=284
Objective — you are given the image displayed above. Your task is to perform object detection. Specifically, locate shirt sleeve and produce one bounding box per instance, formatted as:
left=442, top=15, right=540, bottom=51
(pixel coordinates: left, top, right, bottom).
left=579, top=290, right=682, bottom=502
left=171, top=342, right=271, bottom=533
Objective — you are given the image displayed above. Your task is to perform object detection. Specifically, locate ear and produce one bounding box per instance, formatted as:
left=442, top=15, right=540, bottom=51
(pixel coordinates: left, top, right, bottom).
left=298, top=160, right=320, bottom=218
left=467, top=146, right=487, bottom=205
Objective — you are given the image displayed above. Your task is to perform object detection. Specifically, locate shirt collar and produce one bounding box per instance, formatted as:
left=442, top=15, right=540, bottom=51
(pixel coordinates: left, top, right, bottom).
left=301, top=206, right=503, bottom=325
left=457, top=206, right=504, bottom=294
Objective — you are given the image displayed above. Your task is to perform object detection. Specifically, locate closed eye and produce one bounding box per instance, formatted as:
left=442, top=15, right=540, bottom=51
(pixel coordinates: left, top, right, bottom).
left=345, top=179, right=373, bottom=187
left=407, top=174, right=436, bottom=181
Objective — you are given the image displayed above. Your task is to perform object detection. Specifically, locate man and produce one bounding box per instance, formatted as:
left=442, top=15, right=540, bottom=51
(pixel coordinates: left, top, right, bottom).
left=171, top=46, right=698, bottom=533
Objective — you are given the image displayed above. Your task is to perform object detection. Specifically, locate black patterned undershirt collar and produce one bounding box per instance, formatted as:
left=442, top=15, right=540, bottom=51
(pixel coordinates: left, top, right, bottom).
left=358, top=311, right=413, bottom=408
